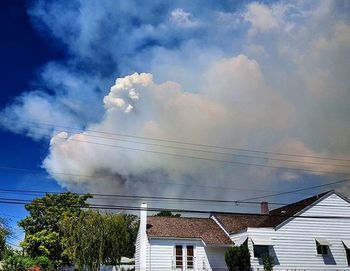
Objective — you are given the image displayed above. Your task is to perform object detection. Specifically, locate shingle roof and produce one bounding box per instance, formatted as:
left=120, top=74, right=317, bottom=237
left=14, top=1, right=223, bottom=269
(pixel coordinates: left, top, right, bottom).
left=214, top=191, right=331, bottom=234
left=146, top=216, right=233, bottom=245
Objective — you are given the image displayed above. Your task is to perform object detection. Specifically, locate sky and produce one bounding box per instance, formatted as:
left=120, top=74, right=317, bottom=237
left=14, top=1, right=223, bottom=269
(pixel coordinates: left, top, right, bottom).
left=0, top=0, right=350, bottom=244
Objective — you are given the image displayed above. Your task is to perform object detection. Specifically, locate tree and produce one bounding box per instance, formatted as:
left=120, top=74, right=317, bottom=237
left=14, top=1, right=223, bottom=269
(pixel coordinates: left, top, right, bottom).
left=19, top=192, right=91, bottom=267
left=154, top=210, right=181, bottom=217
left=60, top=211, right=136, bottom=271
left=225, top=245, right=251, bottom=271
left=102, top=214, right=129, bottom=268
left=60, top=210, right=104, bottom=271
left=0, top=218, right=11, bottom=259
left=123, top=214, right=138, bottom=258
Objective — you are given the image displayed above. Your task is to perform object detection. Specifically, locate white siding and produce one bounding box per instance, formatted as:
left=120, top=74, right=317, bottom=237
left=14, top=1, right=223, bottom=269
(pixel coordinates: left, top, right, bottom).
left=144, top=239, right=228, bottom=271
left=230, top=193, right=350, bottom=271
left=205, top=247, right=229, bottom=271
left=135, top=229, right=140, bottom=270
left=134, top=228, right=150, bottom=271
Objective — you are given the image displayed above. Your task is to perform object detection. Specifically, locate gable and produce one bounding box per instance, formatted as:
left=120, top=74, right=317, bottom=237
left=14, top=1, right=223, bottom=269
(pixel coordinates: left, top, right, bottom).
left=275, top=191, right=350, bottom=229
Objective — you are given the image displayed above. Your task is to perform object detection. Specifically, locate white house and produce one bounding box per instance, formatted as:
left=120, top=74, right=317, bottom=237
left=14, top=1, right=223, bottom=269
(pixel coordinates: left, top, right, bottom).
left=135, top=190, right=350, bottom=270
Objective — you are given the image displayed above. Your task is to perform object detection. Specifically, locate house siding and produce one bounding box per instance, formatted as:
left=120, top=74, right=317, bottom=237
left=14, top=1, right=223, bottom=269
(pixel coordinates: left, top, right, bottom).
left=230, top=193, right=350, bottom=271
left=135, top=238, right=228, bottom=271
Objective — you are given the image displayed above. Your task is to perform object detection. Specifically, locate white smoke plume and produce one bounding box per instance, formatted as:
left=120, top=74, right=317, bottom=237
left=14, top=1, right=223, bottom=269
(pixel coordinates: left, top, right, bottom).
left=1, top=0, right=350, bottom=209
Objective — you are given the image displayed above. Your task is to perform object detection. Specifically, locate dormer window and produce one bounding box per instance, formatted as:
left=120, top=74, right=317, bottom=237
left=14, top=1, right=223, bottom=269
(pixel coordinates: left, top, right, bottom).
left=315, top=238, right=330, bottom=256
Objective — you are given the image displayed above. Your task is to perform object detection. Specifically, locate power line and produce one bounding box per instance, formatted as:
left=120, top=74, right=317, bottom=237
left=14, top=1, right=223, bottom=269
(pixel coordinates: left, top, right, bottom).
left=0, top=197, right=350, bottom=220
left=0, top=165, right=317, bottom=194
left=48, top=135, right=350, bottom=175
left=30, top=125, right=350, bottom=168
left=29, top=121, right=350, bottom=163
left=0, top=184, right=349, bottom=209
left=239, top=178, right=350, bottom=201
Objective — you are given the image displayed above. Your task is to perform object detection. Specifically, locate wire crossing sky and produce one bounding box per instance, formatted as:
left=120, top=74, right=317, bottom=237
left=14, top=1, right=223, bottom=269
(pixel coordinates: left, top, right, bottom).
left=0, top=0, right=349, bottom=229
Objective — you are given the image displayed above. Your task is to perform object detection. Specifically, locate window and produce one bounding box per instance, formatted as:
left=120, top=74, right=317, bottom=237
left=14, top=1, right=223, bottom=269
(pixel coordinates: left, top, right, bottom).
left=174, top=244, right=195, bottom=269
left=187, top=245, right=194, bottom=269
left=175, top=245, right=183, bottom=269
left=316, top=241, right=328, bottom=255
left=253, top=245, right=269, bottom=258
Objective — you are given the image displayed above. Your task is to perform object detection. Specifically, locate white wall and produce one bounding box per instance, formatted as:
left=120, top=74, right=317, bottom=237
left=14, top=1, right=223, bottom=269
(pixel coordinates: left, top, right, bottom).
left=144, top=238, right=228, bottom=271
left=230, top=193, right=350, bottom=271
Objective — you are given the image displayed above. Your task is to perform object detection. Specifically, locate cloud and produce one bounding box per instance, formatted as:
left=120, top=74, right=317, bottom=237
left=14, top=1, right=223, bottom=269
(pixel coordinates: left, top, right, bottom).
left=244, top=2, right=279, bottom=36
left=170, top=8, right=200, bottom=28
left=0, top=0, right=350, bottom=206
left=43, top=55, right=296, bottom=197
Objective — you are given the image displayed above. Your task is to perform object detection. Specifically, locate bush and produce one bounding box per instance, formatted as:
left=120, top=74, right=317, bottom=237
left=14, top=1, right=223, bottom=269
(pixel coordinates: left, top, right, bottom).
left=225, top=245, right=251, bottom=271
left=2, top=250, right=36, bottom=271
left=262, top=254, right=274, bottom=271
left=2, top=248, right=53, bottom=271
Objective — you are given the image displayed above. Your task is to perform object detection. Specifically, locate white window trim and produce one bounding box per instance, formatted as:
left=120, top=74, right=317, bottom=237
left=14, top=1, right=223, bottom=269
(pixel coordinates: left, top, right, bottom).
left=173, top=244, right=196, bottom=270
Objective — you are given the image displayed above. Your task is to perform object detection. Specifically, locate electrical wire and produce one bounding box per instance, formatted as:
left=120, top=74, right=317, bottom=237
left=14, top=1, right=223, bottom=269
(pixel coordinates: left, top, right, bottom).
left=29, top=125, right=350, bottom=168
left=29, top=121, right=350, bottom=163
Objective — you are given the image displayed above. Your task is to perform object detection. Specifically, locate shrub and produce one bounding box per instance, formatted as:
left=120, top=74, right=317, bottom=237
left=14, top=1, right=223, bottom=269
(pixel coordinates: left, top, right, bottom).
left=262, top=254, right=274, bottom=271
left=225, top=244, right=251, bottom=271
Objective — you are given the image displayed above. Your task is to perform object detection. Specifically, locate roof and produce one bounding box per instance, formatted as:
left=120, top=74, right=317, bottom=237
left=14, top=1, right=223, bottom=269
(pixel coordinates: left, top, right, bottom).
left=214, top=191, right=331, bottom=234
left=146, top=216, right=233, bottom=245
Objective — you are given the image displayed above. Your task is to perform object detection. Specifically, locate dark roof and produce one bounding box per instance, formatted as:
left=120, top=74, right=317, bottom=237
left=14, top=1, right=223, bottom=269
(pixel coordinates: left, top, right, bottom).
left=214, top=191, right=331, bottom=234
left=146, top=216, right=233, bottom=245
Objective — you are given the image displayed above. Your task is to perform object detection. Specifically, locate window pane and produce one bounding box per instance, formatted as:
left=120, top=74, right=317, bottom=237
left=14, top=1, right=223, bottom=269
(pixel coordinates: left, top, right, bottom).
left=187, top=245, right=194, bottom=268
left=317, top=244, right=322, bottom=255
left=254, top=245, right=269, bottom=258
left=175, top=245, right=183, bottom=268
left=322, top=245, right=328, bottom=255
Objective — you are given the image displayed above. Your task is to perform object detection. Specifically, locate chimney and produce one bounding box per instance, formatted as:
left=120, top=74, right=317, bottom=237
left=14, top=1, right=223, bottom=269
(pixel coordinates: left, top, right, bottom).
left=140, top=203, right=147, bottom=271
left=261, top=201, right=269, bottom=215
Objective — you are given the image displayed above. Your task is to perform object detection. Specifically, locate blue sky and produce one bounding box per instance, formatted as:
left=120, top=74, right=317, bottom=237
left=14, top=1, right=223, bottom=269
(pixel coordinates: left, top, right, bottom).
left=0, top=0, right=350, bottom=245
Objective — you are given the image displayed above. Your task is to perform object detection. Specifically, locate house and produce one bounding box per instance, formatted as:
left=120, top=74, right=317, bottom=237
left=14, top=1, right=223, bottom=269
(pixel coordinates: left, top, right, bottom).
left=135, top=190, right=350, bottom=270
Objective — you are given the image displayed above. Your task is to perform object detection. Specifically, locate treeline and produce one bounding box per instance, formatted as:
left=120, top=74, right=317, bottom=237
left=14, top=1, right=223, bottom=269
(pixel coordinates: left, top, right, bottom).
left=1, top=193, right=138, bottom=271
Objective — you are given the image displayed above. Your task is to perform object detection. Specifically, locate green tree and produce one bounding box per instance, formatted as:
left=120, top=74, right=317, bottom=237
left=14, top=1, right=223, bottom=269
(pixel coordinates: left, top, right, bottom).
left=60, top=210, right=104, bottom=271
left=19, top=192, right=91, bottom=267
left=0, top=218, right=11, bottom=259
left=123, top=214, right=138, bottom=258
left=154, top=210, right=181, bottom=217
left=225, top=245, right=251, bottom=271
left=102, top=214, right=129, bottom=268
left=60, top=211, right=135, bottom=271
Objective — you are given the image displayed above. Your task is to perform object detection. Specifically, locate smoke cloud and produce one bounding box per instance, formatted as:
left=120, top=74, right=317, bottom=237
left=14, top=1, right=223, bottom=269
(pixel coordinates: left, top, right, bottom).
left=1, top=0, right=350, bottom=209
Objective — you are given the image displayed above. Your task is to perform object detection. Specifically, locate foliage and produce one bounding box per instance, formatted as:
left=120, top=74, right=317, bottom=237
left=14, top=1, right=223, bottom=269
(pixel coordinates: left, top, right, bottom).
left=2, top=250, right=36, bottom=271
left=0, top=218, right=12, bottom=259
left=262, top=254, right=274, bottom=271
left=18, top=192, right=92, bottom=267
left=60, top=210, right=103, bottom=271
left=225, top=244, right=251, bottom=271
left=60, top=211, right=134, bottom=271
left=2, top=246, right=53, bottom=271
left=102, top=214, right=129, bottom=267
left=123, top=214, right=139, bottom=258
left=154, top=210, right=181, bottom=217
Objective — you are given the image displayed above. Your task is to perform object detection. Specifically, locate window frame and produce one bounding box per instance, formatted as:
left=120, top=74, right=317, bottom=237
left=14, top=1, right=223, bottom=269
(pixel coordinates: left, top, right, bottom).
left=253, top=244, right=270, bottom=259
left=174, top=243, right=196, bottom=270
left=316, top=241, right=329, bottom=256
left=186, top=244, right=195, bottom=269
left=174, top=244, right=183, bottom=269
